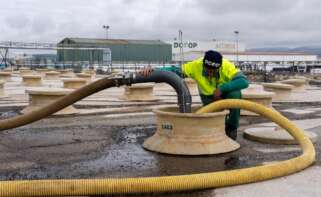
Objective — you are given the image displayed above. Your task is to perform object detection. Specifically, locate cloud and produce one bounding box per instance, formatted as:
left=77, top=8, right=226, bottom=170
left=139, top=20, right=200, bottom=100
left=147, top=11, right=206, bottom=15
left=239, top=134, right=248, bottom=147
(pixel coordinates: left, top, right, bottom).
left=0, top=0, right=321, bottom=47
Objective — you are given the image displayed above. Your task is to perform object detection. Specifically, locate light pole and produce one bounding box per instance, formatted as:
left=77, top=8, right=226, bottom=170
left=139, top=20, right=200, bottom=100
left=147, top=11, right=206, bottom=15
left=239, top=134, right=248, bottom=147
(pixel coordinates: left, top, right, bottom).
left=234, top=30, right=239, bottom=67
left=178, top=29, right=184, bottom=67
left=102, top=25, right=110, bottom=39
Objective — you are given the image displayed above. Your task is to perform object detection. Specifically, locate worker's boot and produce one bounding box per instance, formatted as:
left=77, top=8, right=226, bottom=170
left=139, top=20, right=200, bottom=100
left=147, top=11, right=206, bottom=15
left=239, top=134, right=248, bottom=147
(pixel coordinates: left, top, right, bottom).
left=223, top=90, right=241, bottom=140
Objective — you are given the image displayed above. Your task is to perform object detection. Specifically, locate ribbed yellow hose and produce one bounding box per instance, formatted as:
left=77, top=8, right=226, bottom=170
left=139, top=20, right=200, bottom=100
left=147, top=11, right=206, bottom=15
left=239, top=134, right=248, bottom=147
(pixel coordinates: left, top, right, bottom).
left=0, top=99, right=315, bottom=196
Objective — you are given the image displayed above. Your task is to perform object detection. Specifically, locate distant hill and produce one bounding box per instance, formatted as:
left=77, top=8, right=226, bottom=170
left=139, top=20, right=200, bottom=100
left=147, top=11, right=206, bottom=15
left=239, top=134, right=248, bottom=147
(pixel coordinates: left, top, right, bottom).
left=248, top=46, right=321, bottom=57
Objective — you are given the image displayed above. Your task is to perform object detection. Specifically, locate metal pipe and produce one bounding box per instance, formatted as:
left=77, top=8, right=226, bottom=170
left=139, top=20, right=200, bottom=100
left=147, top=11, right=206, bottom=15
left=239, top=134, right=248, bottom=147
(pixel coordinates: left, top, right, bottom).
left=0, top=70, right=192, bottom=131
left=130, top=70, right=192, bottom=113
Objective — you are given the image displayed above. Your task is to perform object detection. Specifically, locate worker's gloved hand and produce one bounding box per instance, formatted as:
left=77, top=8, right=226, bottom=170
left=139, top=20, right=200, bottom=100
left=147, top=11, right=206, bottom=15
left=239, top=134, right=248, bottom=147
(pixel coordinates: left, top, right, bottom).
left=213, top=88, right=222, bottom=101
left=139, top=66, right=153, bottom=77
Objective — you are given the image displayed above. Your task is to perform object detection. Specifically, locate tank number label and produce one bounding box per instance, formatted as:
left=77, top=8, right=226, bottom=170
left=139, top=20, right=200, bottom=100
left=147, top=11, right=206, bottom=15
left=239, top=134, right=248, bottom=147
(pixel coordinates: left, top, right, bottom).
left=162, top=124, right=173, bottom=130
left=161, top=123, right=173, bottom=135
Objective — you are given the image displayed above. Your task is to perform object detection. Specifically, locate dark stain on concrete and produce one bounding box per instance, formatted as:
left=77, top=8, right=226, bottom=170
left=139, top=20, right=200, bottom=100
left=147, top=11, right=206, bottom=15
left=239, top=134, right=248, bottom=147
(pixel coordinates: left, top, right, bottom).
left=0, top=102, right=319, bottom=197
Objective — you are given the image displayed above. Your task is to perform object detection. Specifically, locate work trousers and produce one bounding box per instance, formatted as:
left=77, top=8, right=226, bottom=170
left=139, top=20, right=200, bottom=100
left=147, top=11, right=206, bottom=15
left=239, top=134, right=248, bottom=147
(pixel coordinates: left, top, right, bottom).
left=200, top=90, right=241, bottom=131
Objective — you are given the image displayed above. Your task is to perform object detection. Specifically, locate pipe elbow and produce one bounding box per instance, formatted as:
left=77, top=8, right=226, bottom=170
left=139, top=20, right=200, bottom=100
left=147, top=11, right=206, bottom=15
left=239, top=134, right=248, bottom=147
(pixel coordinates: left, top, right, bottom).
left=131, top=70, right=192, bottom=113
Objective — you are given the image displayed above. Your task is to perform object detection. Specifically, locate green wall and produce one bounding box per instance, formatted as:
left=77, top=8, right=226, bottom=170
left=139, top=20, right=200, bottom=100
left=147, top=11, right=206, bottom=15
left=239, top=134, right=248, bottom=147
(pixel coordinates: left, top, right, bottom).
left=57, top=38, right=172, bottom=63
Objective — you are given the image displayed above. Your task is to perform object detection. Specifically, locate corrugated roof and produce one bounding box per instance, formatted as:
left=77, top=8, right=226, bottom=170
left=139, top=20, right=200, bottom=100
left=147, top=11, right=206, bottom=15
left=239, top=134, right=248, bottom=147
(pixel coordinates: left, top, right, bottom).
left=58, top=38, right=169, bottom=45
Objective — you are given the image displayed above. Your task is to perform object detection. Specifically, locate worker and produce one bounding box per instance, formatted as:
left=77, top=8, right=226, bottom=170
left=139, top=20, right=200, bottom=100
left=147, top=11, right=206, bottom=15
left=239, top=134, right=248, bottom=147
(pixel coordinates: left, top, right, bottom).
left=141, top=50, right=249, bottom=140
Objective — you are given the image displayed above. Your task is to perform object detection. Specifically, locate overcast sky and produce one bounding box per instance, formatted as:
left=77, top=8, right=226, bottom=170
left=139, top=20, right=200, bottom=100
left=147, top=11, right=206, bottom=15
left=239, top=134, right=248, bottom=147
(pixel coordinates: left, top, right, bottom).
left=1, top=0, right=321, bottom=48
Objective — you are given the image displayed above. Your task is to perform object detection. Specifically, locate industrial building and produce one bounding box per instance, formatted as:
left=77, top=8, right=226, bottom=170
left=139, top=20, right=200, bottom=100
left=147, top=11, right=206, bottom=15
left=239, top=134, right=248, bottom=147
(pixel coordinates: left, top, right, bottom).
left=169, top=39, right=318, bottom=62
left=1, top=39, right=320, bottom=73
left=56, top=38, right=320, bottom=73
left=57, top=38, right=172, bottom=64
left=168, top=39, right=320, bottom=72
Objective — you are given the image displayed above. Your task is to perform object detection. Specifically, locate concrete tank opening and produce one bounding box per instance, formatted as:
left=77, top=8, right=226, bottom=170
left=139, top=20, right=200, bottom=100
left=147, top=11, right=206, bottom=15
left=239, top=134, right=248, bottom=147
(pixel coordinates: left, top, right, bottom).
left=121, top=83, right=157, bottom=101
left=62, top=78, right=87, bottom=89
left=241, top=84, right=274, bottom=116
left=143, top=106, right=240, bottom=155
left=262, top=83, right=294, bottom=101
left=22, top=88, right=78, bottom=115
left=22, top=75, right=43, bottom=87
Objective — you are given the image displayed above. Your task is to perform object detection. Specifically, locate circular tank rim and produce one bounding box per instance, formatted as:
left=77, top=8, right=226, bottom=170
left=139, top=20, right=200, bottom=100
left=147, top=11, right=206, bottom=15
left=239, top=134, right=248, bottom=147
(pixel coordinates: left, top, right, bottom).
left=22, top=75, right=42, bottom=79
left=0, top=72, right=12, bottom=76
left=153, top=106, right=228, bottom=118
left=281, top=79, right=306, bottom=82
left=126, top=84, right=155, bottom=89
left=36, top=68, right=49, bottom=71
left=262, top=83, right=294, bottom=90
left=45, top=71, right=60, bottom=75
left=62, top=78, right=87, bottom=82
left=280, top=79, right=306, bottom=86
left=59, top=69, right=73, bottom=72
left=242, top=92, right=275, bottom=98
left=77, top=73, right=92, bottom=77
left=25, top=88, right=73, bottom=95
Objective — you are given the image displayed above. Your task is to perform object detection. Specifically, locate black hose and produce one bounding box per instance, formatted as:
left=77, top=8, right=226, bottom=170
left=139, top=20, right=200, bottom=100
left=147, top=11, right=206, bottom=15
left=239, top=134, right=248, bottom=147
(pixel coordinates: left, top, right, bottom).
left=0, top=71, right=191, bottom=131
left=131, top=70, right=192, bottom=113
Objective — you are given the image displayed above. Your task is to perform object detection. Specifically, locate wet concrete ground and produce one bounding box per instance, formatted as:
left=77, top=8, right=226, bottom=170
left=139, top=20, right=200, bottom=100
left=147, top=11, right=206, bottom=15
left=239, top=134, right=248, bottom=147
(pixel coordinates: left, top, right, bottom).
left=0, top=76, right=320, bottom=196
left=0, top=101, right=320, bottom=196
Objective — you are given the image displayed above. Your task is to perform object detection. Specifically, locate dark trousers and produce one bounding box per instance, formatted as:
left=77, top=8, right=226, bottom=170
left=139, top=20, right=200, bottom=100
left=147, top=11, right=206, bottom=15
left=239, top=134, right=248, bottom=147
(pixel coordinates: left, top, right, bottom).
left=200, top=90, right=241, bottom=131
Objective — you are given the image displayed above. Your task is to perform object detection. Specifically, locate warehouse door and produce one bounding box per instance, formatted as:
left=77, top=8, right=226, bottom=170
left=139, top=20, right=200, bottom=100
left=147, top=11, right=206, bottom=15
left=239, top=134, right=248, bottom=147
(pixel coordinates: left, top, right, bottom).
left=100, top=48, right=112, bottom=73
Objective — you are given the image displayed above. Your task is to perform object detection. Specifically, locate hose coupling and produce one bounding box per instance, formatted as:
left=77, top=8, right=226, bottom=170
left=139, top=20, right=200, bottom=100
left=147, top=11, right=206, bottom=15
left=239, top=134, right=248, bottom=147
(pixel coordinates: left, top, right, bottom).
left=109, top=72, right=135, bottom=87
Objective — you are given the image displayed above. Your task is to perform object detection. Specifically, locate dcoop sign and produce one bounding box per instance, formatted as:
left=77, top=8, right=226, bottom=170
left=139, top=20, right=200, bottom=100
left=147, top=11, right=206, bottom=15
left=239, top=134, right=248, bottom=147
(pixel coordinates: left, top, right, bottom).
left=173, top=42, right=198, bottom=49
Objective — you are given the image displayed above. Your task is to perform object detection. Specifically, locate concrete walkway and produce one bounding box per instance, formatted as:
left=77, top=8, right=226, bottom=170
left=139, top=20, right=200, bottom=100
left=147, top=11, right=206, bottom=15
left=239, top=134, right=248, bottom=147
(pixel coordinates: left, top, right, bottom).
left=215, top=166, right=321, bottom=197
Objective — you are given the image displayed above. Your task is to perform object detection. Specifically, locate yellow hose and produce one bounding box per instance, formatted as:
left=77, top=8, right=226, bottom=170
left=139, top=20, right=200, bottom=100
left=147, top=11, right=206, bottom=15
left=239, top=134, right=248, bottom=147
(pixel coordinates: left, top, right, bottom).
left=0, top=100, right=315, bottom=196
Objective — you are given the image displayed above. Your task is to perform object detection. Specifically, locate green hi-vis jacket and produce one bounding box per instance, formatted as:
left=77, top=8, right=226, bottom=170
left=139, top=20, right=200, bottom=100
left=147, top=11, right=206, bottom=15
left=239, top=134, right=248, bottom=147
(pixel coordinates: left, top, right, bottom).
left=182, top=57, right=239, bottom=95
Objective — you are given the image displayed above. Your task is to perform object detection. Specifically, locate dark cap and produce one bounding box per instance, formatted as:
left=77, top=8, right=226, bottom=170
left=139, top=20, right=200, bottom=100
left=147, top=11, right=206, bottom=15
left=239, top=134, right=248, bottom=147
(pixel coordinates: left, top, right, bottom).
left=203, top=50, right=222, bottom=69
